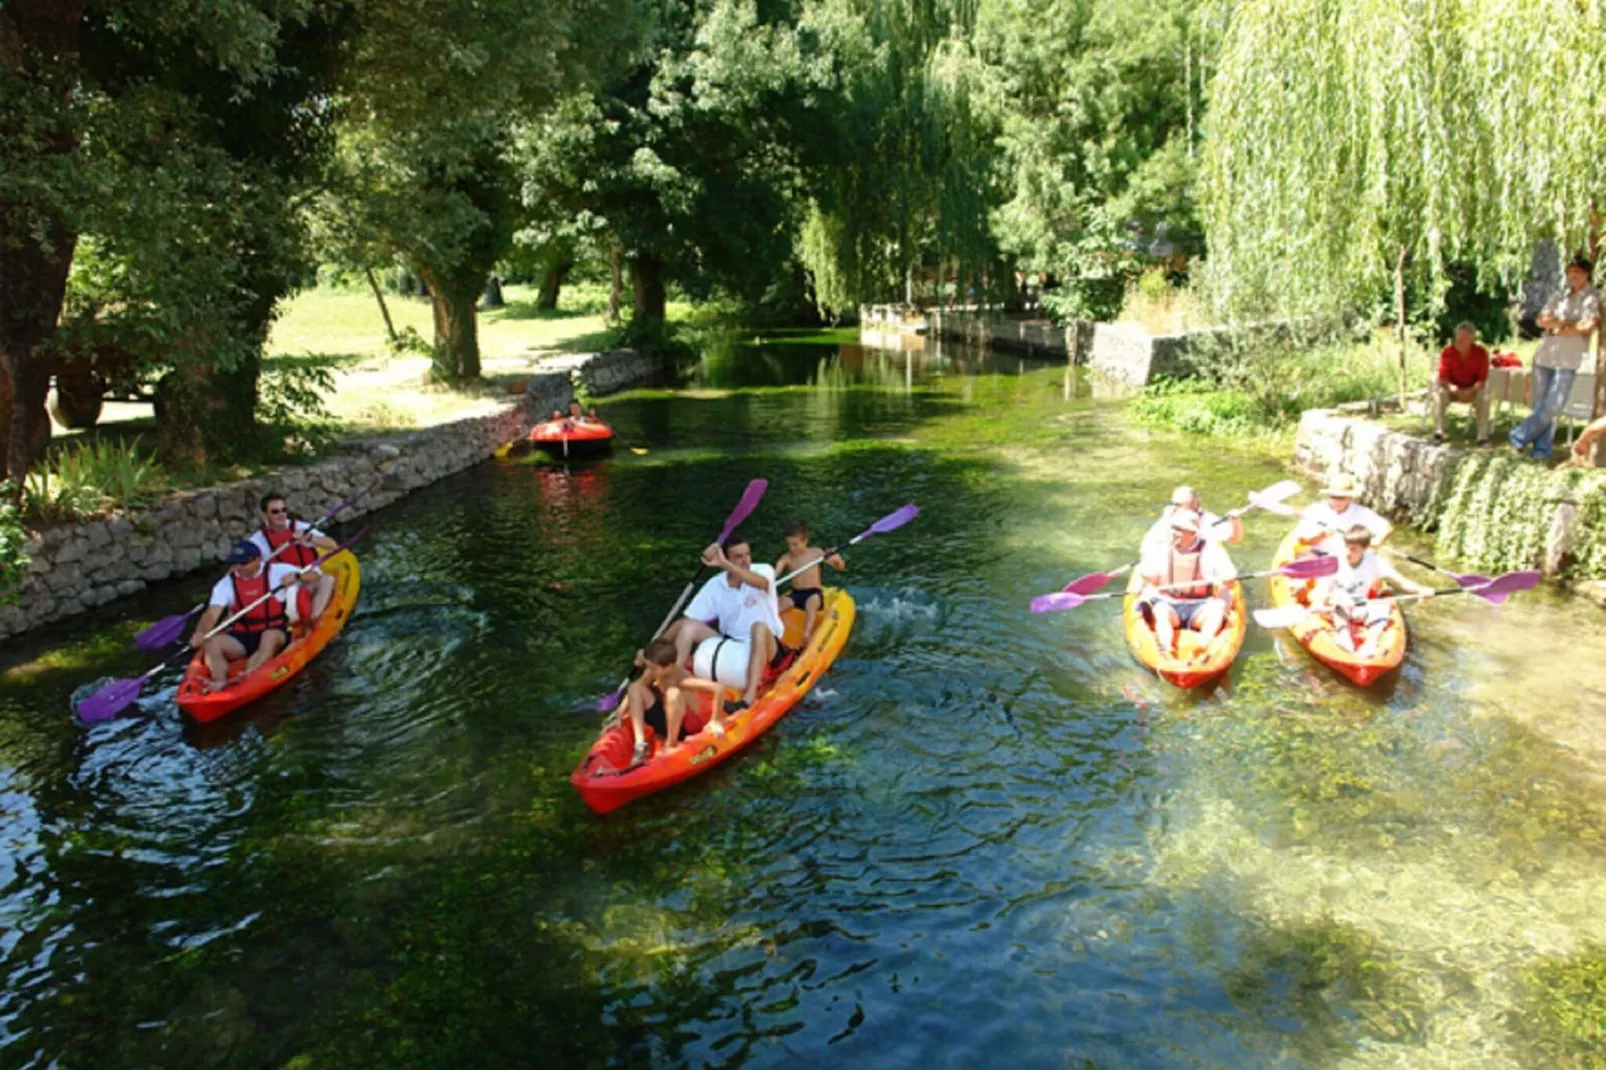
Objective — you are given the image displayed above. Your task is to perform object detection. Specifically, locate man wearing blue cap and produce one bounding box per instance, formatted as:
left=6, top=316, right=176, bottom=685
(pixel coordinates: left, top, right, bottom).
left=187, top=540, right=309, bottom=692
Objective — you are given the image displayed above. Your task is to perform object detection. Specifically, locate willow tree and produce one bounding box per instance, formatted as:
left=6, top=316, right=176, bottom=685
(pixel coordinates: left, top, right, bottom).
left=1204, top=0, right=1606, bottom=404
left=795, top=0, right=1004, bottom=317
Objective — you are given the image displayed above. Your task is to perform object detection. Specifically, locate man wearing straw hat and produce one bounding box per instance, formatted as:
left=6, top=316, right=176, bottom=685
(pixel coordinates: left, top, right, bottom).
left=1293, top=473, right=1392, bottom=558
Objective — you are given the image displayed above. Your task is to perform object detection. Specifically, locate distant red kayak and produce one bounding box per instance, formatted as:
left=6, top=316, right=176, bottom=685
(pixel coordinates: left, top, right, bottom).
left=528, top=418, right=612, bottom=457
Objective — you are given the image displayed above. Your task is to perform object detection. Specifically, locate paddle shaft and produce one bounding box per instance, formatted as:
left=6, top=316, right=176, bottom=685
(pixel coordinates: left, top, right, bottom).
left=776, top=545, right=849, bottom=589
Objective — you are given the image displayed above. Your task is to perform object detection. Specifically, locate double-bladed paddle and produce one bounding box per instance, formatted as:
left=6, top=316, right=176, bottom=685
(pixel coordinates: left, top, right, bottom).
left=1060, top=480, right=1302, bottom=597
left=1032, top=554, right=1338, bottom=614
left=134, top=481, right=377, bottom=651
left=1249, top=569, right=1541, bottom=629
left=774, top=504, right=920, bottom=588
left=596, top=479, right=769, bottom=713
left=77, top=532, right=368, bottom=724
left=1383, top=550, right=1492, bottom=589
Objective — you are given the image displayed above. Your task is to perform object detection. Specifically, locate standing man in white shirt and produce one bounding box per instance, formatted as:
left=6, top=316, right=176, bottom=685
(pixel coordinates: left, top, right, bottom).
left=1511, top=255, right=1600, bottom=462
left=661, top=535, right=784, bottom=727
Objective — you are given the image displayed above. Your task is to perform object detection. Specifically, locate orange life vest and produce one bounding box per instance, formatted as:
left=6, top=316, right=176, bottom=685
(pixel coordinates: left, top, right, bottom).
left=262, top=524, right=318, bottom=568
left=230, top=570, right=288, bottom=634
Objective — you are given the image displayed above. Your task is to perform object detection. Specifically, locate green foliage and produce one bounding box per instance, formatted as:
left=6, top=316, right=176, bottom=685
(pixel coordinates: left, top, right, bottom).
left=1431, top=454, right=1606, bottom=580
left=1203, top=0, right=1606, bottom=327
left=1519, top=946, right=1606, bottom=1067
left=257, top=362, right=338, bottom=460
left=0, top=484, right=29, bottom=605
left=1133, top=329, right=1399, bottom=437
left=22, top=438, right=162, bottom=521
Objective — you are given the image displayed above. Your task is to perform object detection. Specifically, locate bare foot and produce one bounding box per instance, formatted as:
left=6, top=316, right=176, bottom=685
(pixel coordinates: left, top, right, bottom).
left=203, top=678, right=227, bottom=694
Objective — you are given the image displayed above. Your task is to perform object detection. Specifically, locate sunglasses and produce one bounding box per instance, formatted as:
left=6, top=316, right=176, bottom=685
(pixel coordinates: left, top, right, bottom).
left=266, top=506, right=288, bottom=515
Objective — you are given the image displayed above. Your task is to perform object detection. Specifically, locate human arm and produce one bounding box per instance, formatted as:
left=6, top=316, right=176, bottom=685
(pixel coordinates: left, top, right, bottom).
left=702, top=543, right=770, bottom=591
left=1378, top=558, right=1432, bottom=597
left=297, top=523, right=338, bottom=553
left=1571, top=415, right=1606, bottom=458
left=826, top=552, right=845, bottom=571
left=190, top=604, right=224, bottom=648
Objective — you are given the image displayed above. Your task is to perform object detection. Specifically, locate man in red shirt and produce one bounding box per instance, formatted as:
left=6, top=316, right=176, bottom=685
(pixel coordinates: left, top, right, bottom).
left=1434, top=321, right=1490, bottom=445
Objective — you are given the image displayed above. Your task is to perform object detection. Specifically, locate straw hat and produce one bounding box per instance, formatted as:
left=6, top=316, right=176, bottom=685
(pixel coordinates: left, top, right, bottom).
left=1169, top=510, right=1201, bottom=534
left=1320, top=473, right=1361, bottom=498
left=1169, top=485, right=1198, bottom=508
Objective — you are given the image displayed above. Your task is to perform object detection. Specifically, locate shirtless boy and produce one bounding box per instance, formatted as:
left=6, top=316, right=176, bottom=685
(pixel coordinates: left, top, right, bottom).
left=623, top=638, right=722, bottom=765
left=775, top=522, right=845, bottom=639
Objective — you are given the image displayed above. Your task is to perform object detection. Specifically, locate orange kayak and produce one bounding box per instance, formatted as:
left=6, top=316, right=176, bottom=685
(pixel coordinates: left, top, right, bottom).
left=1122, top=571, right=1245, bottom=688
left=1266, top=529, right=1404, bottom=686
left=571, top=588, right=856, bottom=814
left=528, top=418, right=612, bottom=457
left=176, top=551, right=362, bottom=723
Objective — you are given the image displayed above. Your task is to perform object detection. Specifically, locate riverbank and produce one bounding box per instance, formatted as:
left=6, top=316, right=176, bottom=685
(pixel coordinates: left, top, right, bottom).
left=2, top=349, right=668, bottom=641
left=1293, top=407, right=1606, bottom=604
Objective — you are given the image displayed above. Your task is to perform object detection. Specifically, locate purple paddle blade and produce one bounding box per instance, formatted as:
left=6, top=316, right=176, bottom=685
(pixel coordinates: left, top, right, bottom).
left=597, top=688, right=624, bottom=713
left=861, top=503, right=920, bottom=538
left=1471, top=570, right=1541, bottom=605
left=1450, top=571, right=1495, bottom=588
left=717, top=479, right=768, bottom=544
left=1030, top=591, right=1087, bottom=614
left=1279, top=555, right=1339, bottom=579
left=75, top=675, right=148, bottom=724
left=135, top=609, right=197, bottom=652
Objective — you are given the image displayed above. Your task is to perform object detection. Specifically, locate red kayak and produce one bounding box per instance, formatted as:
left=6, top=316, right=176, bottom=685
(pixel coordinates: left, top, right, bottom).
left=528, top=418, right=612, bottom=458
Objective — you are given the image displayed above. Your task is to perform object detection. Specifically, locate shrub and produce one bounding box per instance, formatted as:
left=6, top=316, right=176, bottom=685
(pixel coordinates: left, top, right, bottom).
left=22, top=437, right=165, bottom=521
left=0, top=483, right=28, bottom=604
left=257, top=362, right=338, bottom=459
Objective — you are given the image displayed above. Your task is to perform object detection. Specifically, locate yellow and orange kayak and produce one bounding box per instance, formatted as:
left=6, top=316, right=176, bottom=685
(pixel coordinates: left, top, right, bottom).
left=1122, top=571, right=1245, bottom=688
left=176, top=551, right=361, bottom=722
left=1266, top=529, right=1404, bottom=686
left=572, top=588, right=855, bottom=814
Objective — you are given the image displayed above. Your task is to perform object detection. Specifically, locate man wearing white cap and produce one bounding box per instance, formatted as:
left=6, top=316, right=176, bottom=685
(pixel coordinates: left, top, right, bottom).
left=1137, top=510, right=1238, bottom=654
left=1140, top=484, right=1243, bottom=563
left=1294, top=473, right=1391, bottom=557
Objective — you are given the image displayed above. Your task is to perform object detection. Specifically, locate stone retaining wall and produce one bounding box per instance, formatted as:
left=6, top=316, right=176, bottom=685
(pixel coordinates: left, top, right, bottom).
left=1291, top=409, right=1458, bottom=523
left=2, top=348, right=666, bottom=640
left=1088, top=322, right=1193, bottom=387
left=921, top=308, right=1094, bottom=362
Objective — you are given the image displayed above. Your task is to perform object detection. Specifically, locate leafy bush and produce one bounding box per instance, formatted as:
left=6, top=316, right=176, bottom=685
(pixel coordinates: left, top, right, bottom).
left=0, top=484, right=29, bottom=604
left=257, top=362, right=338, bottom=459
left=23, top=438, right=165, bottom=521
left=1430, top=453, right=1606, bottom=579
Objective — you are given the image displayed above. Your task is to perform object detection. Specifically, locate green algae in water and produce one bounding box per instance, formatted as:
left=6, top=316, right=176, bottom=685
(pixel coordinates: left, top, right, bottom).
left=1518, top=946, right=1606, bottom=1068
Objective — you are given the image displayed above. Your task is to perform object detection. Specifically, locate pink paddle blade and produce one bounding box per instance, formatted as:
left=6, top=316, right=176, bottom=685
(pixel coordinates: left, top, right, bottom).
left=1451, top=571, right=1495, bottom=588
left=1063, top=572, right=1115, bottom=596
left=1030, top=591, right=1086, bottom=614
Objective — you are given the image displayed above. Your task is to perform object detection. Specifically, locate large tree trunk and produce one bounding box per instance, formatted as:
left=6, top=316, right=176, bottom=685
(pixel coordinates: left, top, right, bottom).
left=631, top=253, right=666, bottom=327
left=0, top=0, right=85, bottom=494
left=416, top=264, right=482, bottom=380
left=607, top=246, right=623, bottom=323
left=536, top=260, right=573, bottom=311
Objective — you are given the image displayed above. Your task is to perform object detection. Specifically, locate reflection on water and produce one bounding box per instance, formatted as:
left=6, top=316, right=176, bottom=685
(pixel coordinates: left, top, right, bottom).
left=0, top=332, right=1603, bottom=1068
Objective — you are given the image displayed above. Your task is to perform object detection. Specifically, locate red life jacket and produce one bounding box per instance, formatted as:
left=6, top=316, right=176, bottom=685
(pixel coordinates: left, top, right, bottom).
left=262, top=523, right=318, bottom=568
left=230, top=569, right=289, bottom=634
left=1166, top=542, right=1214, bottom=599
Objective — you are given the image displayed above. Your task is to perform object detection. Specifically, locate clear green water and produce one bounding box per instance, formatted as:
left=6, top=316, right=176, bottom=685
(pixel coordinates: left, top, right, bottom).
left=2, top=333, right=1605, bottom=1068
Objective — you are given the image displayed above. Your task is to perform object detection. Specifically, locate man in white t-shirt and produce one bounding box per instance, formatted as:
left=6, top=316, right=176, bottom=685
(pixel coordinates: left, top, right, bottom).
left=662, top=534, right=784, bottom=727
left=1293, top=473, right=1391, bottom=557
left=189, top=540, right=311, bottom=692
left=1137, top=510, right=1238, bottom=654
left=1139, top=485, right=1243, bottom=563
left=1311, top=526, right=1431, bottom=655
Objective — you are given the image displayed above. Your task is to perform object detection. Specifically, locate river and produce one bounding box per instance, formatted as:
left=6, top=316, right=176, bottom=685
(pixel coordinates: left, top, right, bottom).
left=2, top=330, right=1604, bottom=1069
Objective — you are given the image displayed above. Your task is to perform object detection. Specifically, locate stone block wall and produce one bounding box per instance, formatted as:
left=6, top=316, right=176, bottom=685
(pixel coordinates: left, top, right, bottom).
left=1088, top=323, right=1194, bottom=387
left=921, top=309, right=1093, bottom=362
left=1, top=401, right=533, bottom=641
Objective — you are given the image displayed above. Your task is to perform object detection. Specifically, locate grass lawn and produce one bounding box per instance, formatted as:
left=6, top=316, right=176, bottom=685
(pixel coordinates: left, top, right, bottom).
left=263, top=282, right=639, bottom=433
